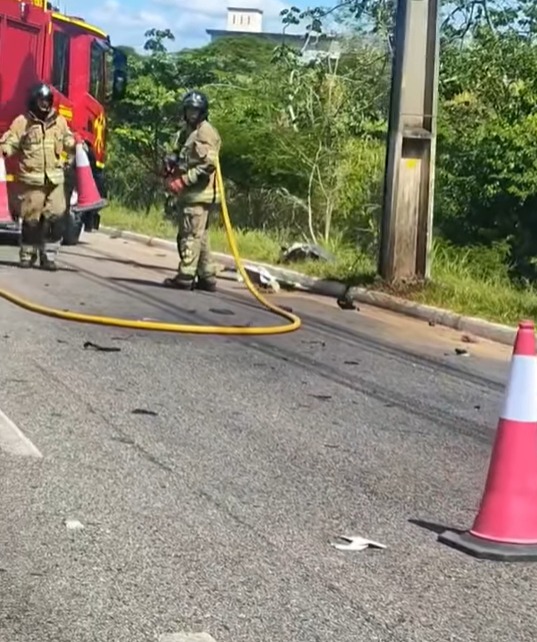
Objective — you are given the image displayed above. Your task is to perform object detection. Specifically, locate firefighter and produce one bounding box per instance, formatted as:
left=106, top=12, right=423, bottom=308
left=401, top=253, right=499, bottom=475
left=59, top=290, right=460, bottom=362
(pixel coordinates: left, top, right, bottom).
left=162, top=90, right=221, bottom=292
left=0, top=82, right=76, bottom=270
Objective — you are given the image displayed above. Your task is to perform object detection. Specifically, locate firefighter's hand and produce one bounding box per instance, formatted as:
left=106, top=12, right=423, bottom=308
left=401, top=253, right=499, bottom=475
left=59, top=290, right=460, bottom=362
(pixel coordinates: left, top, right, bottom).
left=162, top=154, right=180, bottom=178
left=165, top=176, right=185, bottom=194
left=74, top=134, right=88, bottom=151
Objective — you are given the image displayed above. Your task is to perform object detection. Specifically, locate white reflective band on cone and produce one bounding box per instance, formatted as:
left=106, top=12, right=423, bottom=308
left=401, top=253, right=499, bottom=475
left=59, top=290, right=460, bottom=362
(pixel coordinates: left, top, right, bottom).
left=501, top=355, right=537, bottom=422
left=70, top=189, right=78, bottom=206
left=0, top=158, right=6, bottom=181
left=75, top=144, right=90, bottom=167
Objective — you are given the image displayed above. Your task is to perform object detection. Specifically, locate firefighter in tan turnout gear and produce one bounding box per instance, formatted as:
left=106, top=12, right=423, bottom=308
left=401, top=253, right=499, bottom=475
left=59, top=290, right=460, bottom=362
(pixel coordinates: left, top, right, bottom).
left=0, top=82, right=76, bottom=271
left=162, top=90, right=221, bottom=292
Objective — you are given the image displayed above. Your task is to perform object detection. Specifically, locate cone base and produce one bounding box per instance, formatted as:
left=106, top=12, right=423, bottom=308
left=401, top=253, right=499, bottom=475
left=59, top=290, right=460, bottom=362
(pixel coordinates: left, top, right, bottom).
left=73, top=198, right=107, bottom=214
left=0, top=220, right=18, bottom=230
left=439, top=529, right=537, bottom=561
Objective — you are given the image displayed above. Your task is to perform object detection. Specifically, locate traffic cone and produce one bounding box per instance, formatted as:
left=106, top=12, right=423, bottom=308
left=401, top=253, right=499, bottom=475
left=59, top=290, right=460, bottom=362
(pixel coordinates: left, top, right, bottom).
left=439, top=320, right=537, bottom=561
left=72, top=142, right=107, bottom=214
left=0, top=155, right=13, bottom=223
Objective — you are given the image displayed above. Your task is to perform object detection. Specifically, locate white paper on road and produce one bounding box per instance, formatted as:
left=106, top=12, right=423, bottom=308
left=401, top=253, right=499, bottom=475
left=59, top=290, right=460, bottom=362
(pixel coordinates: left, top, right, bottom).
left=330, top=535, right=387, bottom=552
left=235, top=264, right=281, bottom=292
left=65, top=519, right=85, bottom=530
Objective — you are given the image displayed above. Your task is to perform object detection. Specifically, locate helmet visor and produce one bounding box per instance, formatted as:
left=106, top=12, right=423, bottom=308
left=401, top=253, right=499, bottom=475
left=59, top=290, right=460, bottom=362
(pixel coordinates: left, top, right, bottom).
left=185, top=106, right=201, bottom=125
left=36, top=95, right=52, bottom=111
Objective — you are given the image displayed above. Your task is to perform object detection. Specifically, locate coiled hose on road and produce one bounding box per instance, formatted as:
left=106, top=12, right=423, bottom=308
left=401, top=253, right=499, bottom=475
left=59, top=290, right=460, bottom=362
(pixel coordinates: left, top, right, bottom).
left=0, top=159, right=302, bottom=335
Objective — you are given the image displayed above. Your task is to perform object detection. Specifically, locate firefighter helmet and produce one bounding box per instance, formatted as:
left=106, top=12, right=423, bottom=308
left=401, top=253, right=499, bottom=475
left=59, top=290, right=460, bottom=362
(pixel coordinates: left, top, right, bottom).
left=180, top=90, right=209, bottom=122
left=28, top=82, right=54, bottom=117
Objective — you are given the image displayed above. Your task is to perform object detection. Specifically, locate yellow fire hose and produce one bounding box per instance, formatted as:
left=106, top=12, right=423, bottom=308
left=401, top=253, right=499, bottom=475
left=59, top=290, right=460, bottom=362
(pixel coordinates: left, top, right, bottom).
left=0, top=159, right=302, bottom=335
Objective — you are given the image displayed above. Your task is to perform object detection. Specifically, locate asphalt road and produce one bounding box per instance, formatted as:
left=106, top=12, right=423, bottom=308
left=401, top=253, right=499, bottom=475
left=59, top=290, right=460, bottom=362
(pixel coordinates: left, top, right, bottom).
left=0, top=232, right=533, bottom=642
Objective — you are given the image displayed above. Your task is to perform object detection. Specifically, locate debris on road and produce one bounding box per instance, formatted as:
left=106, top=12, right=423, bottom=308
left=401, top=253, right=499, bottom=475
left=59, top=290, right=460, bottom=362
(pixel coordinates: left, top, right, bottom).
left=83, top=341, right=121, bottom=353
left=280, top=242, right=335, bottom=264
left=257, top=265, right=281, bottom=293
left=330, top=535, right=386, bottom=552
left=209, top=308, right=235, bottom=316
left=132, top=408, right=158, bottom=416
left=236, top=265, right=281, bottom=293
left=309, top=394, right=332, bottom=401
left=65, top=519, right=84, bottom=531
left=461, top=333, right=478, bottom=344
left=337, top=296, right=358, bottom=311
left=454, top=347, right=470, bottom=357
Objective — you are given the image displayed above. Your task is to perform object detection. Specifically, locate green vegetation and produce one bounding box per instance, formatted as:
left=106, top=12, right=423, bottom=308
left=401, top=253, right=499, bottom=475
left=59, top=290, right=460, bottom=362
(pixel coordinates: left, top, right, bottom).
left=103, top=3, right=537, bottom=326
left=104, top=204, right=368, bottom=281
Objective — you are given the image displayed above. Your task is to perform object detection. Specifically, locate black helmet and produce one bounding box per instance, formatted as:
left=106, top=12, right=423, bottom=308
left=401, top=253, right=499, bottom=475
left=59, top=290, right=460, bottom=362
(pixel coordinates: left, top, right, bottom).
left=180, top=90, right=209, bottom=122
left=28, top=82, right=53, bottom=116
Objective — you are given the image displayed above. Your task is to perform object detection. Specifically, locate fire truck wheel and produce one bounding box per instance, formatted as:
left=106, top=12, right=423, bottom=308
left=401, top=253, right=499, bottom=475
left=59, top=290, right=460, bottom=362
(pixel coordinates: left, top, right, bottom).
left=62, top=210, right=84, bottom=246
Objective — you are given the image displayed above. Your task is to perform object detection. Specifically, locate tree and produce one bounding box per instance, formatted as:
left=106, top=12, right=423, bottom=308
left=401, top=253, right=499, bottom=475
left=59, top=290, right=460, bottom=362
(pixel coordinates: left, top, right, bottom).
left=107, top=29, right=184, bottom=212
left=106, top=3, right=537, bottom=283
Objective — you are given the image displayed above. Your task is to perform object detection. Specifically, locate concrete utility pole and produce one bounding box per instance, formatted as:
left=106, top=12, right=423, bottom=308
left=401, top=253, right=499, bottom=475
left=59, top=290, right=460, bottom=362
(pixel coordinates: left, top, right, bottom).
left=378, top=0, right=441, bottom=282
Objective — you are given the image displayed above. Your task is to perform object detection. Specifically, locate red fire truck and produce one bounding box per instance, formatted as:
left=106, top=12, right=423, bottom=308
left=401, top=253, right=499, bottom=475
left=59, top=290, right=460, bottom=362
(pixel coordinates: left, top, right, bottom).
left=0, top=0, right=127, bottom=244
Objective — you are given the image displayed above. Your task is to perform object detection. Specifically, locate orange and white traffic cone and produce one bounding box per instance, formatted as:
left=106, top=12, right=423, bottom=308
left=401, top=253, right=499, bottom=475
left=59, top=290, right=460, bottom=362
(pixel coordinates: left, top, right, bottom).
left=439, top=320, right=537, bottom=561
left=72, top=141, right=107, bottom=214
left=0, top=155, right=13, bottom=223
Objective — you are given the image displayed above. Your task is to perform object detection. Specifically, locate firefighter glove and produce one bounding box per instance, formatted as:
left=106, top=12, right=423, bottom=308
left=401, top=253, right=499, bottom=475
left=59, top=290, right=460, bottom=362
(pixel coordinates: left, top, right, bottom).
left=163, top=153, right=179, bottom=177
left=166, top=176, right=186, bottom=194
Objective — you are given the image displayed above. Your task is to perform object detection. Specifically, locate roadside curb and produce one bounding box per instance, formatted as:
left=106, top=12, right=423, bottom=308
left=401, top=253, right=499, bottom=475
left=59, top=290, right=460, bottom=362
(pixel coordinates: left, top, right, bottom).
left=99, top=226, right=517, bottom=346
left=346, top=288, right=516, bottom=346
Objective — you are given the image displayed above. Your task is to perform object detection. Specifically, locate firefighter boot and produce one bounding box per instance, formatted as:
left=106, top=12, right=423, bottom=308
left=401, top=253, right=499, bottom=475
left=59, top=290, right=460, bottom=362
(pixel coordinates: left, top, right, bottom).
left=19, top=252, right=37, bottom=269
left=39, top=215, right=64, bottom=271
left=39, top=255, right=58, bottom=271
left=163, top=274, right=195, bottom=290
left=19, top=220, right=40, bottom=268
left=195, top=276, right=217, bottom=292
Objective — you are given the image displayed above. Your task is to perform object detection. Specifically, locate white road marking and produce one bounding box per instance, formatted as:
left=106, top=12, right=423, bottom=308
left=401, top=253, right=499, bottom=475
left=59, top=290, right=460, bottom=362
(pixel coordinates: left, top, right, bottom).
left=159, top=634, right=217, bottom=642
left=0, top=408, right=42, bottom=458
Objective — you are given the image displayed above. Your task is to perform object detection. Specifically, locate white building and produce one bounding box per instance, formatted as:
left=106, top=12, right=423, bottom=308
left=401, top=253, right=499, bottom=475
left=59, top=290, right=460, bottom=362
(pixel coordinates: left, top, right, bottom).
left=226, top=6, right=263, bottom=33
left=206, top=6, right=341, bottom=61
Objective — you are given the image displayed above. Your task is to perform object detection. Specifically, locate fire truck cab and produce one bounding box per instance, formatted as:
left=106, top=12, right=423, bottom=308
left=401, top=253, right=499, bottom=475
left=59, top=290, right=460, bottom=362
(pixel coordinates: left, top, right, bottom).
left=0, top=0, right=127, bottom=244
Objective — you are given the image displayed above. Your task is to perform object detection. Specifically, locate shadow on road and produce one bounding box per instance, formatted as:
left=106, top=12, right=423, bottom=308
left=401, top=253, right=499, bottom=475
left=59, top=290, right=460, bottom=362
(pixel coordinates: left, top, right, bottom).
left=60, top=249, right=176, bottom=274
left=106, top=276, right=176, bottom=289
left=0, top=259, right=21, bottom=268
left=409, top=518, right=464, bottom=536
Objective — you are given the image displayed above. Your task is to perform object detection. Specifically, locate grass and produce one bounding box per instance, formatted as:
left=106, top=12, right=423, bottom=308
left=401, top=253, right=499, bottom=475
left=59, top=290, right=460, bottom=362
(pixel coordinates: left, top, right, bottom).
left=101, top=203, right=537, bottom=327
left=102, top=203, right=372, bottom=280
left=411, top=246, right=537, bottom=326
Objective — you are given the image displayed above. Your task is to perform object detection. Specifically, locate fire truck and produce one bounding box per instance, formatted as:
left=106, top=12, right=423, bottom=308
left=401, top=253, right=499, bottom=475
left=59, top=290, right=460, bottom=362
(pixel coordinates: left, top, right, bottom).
left=0, top=0, right=127, bottom=244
